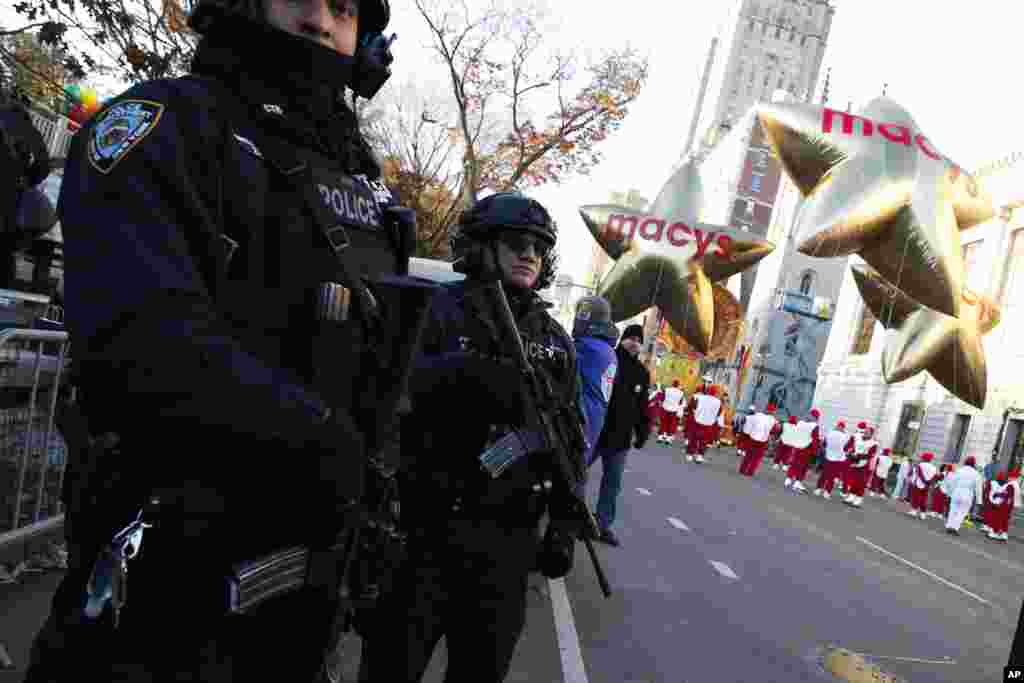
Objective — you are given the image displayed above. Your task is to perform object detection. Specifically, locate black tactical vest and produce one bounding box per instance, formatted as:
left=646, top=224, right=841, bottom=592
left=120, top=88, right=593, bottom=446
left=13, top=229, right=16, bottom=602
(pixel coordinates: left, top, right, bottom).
left=198, top=78, right=411, bottom=426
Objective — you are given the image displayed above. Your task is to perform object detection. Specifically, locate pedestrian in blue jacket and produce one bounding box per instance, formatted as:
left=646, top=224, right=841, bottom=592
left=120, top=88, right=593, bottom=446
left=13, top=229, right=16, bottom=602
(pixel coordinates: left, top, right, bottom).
left=591, top=324, right=651, bottom=546
left=573, top=295, right=619, bottom=467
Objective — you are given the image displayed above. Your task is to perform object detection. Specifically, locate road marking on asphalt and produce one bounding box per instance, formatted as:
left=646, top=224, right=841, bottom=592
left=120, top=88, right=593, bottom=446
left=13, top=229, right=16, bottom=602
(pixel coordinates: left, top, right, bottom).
left=856, top=537, right=992, bottom=606
left=548, top=578, right=590, bottom=683
left=709, top=561, right=739, bottom=580
left=846, top=652, right=956, bottom=665
left=636, top=488, right=653, bottom=496
left=667, top=517, right=690, bottom=532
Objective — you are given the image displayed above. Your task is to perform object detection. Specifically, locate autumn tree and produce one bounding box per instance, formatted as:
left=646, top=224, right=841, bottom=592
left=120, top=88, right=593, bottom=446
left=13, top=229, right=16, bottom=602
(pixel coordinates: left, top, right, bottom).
left=5, top=0, right=197, bottom=87
left=359, top=80, right=465, bottom=259
left=413, top=0, right=648, bottom=208
left=0, top=31, right=67, bottom=108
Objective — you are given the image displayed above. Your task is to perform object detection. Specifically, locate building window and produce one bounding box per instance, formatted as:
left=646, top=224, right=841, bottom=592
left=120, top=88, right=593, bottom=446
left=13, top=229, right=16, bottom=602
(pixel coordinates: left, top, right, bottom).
left=790, top=29, right=796, bottom=42
left=763, top=75, right=770, bottom=87
left=851, top=305, right=876, bottom=355
left=996, top=229, right=1024, bottom=349
left=961, top=240, right=986, bottom=293
left=801, top=35, right=807, bottom=47
left=749, top=19, right=755, bottom=32
left=799, top=271, right=815, bottom=295
left=777, top=77, right=785, bottom=89
left=775, top=26, right=782, bottom=39
left=1001, top=230, right=1024, bottom=303
left=763, top=22, right=768, bottom=35
left=751, top=174, right=763, bottom=193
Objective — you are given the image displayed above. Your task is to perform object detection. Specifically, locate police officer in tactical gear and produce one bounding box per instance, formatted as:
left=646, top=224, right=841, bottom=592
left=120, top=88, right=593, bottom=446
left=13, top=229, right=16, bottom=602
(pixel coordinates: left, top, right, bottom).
left=358, top=192, right=584, bottom=682
left=0, top=91, right=53, bottom=288
left=25, top=0, right=420, bottom=679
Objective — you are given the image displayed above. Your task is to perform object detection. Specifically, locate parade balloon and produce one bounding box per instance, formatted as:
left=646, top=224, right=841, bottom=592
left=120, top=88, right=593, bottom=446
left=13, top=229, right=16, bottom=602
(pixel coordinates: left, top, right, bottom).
left=655, top=284, right=743, bottom=360
left=80, top=86, right=98, bottom=110
left=69, top=103, right=88, bottom=124
left=757, top=98, right=994, bottom=319
left=850, top=264, right=998, bottom=409
left=579, top=161, right=774, bottom=353
left=757, top=97, right=996, bottom=408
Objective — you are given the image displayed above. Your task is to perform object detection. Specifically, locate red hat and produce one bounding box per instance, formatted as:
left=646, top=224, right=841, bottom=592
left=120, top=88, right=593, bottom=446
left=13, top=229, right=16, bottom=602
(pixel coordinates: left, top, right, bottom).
left=964, top=455, right=977, bottom=467
left=883, top=448, right=892, bottom=455
left=836, top=421, right=846, bottom=429
left=810, top=409, right=821, bottom=418
left=788, top=416, right=797, bottom=424
left=672, top=380, right=680, bottom=387
left=998, top=471, right=1008, bottom=482
left=708, top=386, right=719, bottom=397
left=921, top=452, right=934, bottom=462
left=1011, top=468, right=1021, bottom=479
left=766, top=403, right=777, bottom=414
left=857, top=421, right=867, bottom=430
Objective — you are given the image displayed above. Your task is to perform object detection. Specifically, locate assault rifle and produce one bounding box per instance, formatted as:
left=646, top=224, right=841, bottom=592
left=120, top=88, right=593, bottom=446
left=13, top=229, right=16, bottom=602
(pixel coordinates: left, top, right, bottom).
left=476, top=279, right=611, bottom=598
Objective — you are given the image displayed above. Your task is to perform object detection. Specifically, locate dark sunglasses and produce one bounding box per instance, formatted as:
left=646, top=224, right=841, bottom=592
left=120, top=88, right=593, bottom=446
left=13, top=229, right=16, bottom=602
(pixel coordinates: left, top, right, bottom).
left=497, top=230, right=552, bottom=260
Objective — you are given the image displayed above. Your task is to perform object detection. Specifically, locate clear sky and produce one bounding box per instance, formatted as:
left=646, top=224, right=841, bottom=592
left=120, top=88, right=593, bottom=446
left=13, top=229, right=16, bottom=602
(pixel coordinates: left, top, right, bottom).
left=4, top=0, right=1021, bottom=288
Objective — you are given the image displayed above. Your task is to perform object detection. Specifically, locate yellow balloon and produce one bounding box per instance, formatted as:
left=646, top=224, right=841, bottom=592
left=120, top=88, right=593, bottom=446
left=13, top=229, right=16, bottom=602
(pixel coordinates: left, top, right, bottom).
left=80, top=86, right=97, bottom=109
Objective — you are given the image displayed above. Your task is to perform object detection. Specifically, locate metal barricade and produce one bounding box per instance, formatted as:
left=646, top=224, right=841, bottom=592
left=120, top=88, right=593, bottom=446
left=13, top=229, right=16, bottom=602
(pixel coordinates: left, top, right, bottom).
left=26, top=106, right=76, bottom=161
left=0, top=329, right=70, bottom=538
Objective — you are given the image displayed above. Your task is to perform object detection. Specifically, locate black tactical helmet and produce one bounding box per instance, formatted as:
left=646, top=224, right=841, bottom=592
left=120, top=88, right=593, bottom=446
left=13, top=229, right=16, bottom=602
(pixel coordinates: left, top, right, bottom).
left=450, top=192, right=558, bottom=290
left=188, top=0, right=394, bottom=98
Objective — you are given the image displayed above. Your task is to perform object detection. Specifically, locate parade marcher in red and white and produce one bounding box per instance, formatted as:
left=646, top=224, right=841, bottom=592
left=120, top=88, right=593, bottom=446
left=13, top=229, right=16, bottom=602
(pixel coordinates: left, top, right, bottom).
left=735, top=405, right=753, bottom=458
left=784, top=408, right=820, bottom=493
left=647, top=385, right=664, bottom=436
left=844, top=424, right=878, bottom=507
left=839, top=421, right=866, bottom=495
left=657, top=380, right=685, bottom=444
left=814, top=421, right=854, bottom=499
left=682, top=384, right=702, bottom=451
left=868, top=447, right=894, bottom=498
left=929, top=464, right=953, bottom=519
left=987, top=470, right=1017, bottom=542
left=687, top=384, right=723, bottom=464
left=907, top=452, right=938, bottom=520
left=770, top=416, right=794, bottom=470
left=942, top=455, right=982, bottom=535
left=739, top=403, right=780, bottom=476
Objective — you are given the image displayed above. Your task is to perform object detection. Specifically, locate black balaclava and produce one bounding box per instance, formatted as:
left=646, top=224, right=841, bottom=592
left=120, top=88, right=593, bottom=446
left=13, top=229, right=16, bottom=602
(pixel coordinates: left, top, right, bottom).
left=189, top=15, right=380, bottom=175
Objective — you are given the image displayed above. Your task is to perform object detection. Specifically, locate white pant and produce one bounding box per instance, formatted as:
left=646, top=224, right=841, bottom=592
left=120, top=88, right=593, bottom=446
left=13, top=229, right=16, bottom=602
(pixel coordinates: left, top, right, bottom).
left=945, top=494, right=974, bottom=530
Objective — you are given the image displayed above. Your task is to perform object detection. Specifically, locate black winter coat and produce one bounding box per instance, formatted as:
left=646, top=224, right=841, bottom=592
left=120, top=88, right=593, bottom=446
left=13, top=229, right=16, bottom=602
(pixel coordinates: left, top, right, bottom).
left=596, top=344, right=651, bottom=451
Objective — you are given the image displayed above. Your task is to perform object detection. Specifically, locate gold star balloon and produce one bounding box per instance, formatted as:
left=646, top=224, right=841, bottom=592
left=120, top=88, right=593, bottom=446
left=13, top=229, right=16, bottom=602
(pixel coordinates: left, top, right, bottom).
left=758, top=97, right=997, bottom=407
left=758, top=98, right=994, bottom=318
left=851, top=264, right=1000, bottom=409
left=579, top=162, right=775, bottom=353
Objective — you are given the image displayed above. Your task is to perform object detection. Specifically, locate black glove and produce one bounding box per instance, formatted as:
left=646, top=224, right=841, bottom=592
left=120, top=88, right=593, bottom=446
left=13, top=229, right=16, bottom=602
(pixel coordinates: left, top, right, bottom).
left=537, top=519, right=576, bottom=579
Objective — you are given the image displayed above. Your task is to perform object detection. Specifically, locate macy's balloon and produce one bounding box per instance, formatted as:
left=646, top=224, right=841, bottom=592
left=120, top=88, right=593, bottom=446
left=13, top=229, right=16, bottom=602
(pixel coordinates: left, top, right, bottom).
left=579, top=162, right=774, bottom=354
left=850, top=264, right=998, bottom=409
left=655, top=284, right=744, bottom=360
left=757, top=97, right=996, bottom=407
left=757, top=98, right=993, bottom=318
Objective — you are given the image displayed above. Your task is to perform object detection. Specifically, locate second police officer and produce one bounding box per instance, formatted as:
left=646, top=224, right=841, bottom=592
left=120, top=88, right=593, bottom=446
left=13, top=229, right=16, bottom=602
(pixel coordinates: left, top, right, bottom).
left=26, top=0, right=417, bottom=680
left=359, top=192, right=585, bottom=682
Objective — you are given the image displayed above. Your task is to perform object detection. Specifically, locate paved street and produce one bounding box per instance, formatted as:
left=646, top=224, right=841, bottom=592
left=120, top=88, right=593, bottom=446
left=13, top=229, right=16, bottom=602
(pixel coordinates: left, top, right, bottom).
left=458, top=443, right=1022, bottom=683
left=5, top=443, right=1022, bottom=682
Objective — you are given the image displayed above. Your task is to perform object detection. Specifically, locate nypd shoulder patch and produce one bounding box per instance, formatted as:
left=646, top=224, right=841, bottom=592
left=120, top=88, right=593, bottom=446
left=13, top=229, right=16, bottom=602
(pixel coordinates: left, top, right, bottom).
left=87, top=99, right=165, bottom=175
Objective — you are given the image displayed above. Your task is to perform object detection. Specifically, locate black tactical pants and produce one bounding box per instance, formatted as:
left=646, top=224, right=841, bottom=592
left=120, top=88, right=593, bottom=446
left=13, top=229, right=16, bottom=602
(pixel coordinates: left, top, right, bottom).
left=24, top=534, right=337, bottom=682
left=358, top=518, right=539, bottom=683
